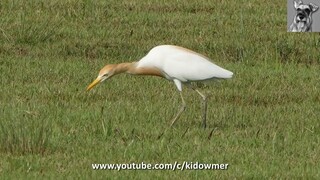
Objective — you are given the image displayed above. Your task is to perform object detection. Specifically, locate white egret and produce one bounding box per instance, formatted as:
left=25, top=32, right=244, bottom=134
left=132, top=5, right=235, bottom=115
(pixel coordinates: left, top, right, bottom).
left=87, top=45, right=233, bottom=128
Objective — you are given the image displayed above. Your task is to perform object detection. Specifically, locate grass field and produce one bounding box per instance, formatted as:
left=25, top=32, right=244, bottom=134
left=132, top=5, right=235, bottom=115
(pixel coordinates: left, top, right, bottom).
left=1, top=0, right=320, bottom=178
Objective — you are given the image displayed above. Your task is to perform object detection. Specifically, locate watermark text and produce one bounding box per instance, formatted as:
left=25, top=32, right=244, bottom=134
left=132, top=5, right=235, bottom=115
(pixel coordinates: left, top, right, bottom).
left=92, top=162, right=229, bottom=171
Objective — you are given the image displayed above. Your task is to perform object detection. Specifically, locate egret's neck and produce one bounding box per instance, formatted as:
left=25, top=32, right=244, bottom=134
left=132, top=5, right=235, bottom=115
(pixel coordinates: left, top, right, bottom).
left=113, top=63, right=135, bottom=74
left=115, top=62, right=163, bottom=77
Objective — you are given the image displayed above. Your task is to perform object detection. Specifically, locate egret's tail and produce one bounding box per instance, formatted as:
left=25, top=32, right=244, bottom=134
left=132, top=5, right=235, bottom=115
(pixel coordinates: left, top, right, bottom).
left=223, top=70, right=233, bottom=79
left=215, top=68, right=233, bottom=79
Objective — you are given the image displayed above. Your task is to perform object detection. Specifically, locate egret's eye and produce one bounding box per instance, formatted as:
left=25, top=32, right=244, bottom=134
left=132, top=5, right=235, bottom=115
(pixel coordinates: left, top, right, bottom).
left=103, top=73, right=109, bottom=77
left=100, top=74, right=108, bottom=82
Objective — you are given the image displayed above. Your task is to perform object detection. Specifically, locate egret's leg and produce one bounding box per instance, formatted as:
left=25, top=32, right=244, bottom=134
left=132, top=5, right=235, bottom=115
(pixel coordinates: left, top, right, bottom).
left=194, top=89, right=208, bottom=128
left=170, top=92, right=186, bottom=127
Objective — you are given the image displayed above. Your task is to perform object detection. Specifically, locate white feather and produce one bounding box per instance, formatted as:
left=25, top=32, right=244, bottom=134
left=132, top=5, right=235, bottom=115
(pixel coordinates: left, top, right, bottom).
left=137, top=45, right=233, bottom=83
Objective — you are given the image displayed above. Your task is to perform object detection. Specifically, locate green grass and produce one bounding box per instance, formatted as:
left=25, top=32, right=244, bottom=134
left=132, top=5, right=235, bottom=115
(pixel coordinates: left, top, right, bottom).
left=1, top=0, right=320, bottom=178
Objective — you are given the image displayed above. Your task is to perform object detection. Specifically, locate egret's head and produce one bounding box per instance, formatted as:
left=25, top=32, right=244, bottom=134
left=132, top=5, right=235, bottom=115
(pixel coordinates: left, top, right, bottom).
left=86, top=64, right=116, bottom=91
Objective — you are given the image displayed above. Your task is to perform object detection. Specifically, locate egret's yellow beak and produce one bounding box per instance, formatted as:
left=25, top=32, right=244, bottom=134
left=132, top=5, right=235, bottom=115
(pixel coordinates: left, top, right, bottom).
left=87, top=77, right=101, bottom=91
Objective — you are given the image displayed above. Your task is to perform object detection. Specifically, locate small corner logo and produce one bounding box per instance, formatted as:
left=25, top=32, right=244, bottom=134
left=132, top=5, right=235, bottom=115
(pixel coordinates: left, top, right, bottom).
left=288, top=0, right=319, bottom=32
